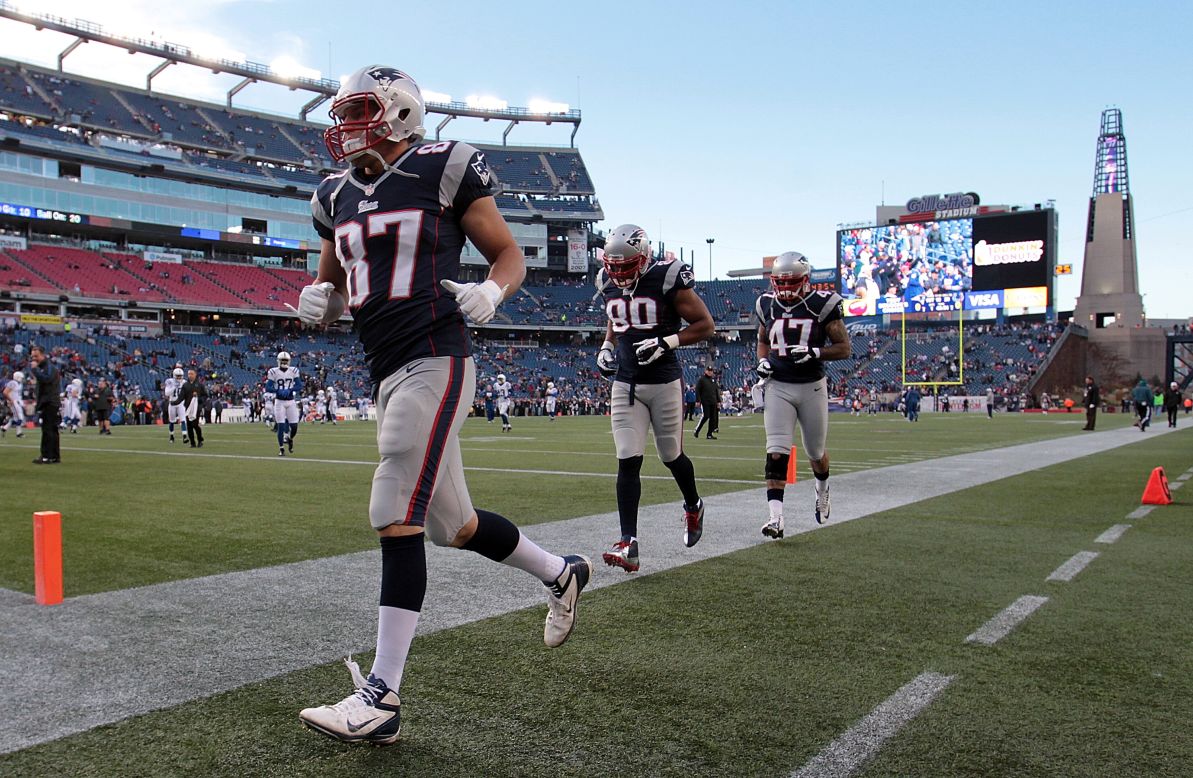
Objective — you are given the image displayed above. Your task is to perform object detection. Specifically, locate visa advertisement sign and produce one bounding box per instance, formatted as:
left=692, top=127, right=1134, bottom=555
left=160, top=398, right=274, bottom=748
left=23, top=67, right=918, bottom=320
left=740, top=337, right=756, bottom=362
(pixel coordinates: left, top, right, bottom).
left=964, top=290, right=1004, bottom=310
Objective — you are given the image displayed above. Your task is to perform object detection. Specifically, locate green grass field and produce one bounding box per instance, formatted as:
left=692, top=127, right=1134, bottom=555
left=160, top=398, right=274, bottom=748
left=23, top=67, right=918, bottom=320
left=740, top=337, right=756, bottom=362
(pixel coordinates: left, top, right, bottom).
left=1, top=410, right=1190, bottom=777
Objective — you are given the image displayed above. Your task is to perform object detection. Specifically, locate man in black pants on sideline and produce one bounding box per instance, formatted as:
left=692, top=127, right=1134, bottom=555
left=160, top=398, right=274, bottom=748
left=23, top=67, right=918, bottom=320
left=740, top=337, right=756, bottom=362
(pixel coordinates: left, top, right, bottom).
left=693, top=365, right=720, bottom=440
left=29, top=345, right=60, bottom=464
left=180, top=369, right=207, bottom=448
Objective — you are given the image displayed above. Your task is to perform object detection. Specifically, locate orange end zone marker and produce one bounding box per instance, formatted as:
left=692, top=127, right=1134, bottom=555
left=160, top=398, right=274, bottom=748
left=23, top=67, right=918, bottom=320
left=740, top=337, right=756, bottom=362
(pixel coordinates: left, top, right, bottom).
left=787, top=445, right=798, bottom=484
left=33, top=511, right=63, bottom=606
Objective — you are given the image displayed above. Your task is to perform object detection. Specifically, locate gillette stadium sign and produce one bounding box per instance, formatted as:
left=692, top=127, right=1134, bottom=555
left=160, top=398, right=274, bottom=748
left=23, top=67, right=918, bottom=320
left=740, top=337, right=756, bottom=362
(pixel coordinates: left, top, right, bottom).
left=905, top=192, right=980, bottom=219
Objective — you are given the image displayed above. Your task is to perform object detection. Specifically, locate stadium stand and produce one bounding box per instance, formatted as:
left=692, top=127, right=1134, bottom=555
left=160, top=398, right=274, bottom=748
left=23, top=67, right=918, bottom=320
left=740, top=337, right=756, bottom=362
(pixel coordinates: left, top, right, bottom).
left=0, top=65, right=56, bottom=118
left=7, top=245, right=169, bottom=301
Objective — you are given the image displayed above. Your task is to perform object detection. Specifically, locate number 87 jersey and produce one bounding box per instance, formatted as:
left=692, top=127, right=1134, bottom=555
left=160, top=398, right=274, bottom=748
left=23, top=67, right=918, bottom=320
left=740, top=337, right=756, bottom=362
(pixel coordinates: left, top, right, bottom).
left=755, top=289, right=844, bottom=383
left=310, top=140, right=493, bottom=385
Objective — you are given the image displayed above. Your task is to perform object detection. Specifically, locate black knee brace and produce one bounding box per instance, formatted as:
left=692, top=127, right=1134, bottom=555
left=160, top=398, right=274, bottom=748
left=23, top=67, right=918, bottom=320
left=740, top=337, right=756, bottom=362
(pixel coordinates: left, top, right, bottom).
left=765, top=452, right=789, bottom=482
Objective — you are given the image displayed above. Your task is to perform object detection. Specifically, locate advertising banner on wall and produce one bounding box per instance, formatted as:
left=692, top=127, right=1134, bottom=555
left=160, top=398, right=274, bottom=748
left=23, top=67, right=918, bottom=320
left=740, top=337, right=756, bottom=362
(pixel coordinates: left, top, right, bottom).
left=567, top=229, right=588, bottom=273
left=0, top=234, right=27, bottom=250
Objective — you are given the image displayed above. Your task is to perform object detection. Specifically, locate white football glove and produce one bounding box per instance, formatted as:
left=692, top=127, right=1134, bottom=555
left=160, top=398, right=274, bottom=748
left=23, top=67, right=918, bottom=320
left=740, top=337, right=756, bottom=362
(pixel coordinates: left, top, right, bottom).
left=635, top=334, right=680, bottom=366
left=756, top=358, right=774, bottom=378
left=285, top=281, right=344, bottom=325
left=440, top=279, right=506, bottom=324
left=596, top=341, right=618, bottom=378
left=788, top=346, right=821, bottom=365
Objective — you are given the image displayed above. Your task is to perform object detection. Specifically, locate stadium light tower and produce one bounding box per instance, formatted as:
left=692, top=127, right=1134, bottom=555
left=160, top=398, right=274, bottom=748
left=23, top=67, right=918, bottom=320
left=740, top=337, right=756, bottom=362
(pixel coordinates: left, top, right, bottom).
left=706, top=238, right=715, bottom=282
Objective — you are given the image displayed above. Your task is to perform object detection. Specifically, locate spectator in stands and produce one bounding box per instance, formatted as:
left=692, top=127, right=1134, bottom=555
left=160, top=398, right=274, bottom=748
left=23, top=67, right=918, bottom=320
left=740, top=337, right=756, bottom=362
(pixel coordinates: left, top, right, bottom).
left=1081, top=376, right=1100, bottom=431
left=29, top=345, right=61, bottom=464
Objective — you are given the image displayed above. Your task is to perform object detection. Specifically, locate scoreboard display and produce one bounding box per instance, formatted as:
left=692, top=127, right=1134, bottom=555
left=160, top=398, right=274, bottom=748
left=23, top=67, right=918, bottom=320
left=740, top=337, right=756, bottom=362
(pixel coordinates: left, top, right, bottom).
left=836, top=209, right=1056, bottom=316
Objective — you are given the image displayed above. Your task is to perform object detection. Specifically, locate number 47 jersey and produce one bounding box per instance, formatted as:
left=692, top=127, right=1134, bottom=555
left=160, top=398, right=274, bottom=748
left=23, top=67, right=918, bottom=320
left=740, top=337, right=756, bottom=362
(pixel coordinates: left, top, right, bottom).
left=755, top=290, right=844, bottom=383
left=310, top=140, right=494, bottom=386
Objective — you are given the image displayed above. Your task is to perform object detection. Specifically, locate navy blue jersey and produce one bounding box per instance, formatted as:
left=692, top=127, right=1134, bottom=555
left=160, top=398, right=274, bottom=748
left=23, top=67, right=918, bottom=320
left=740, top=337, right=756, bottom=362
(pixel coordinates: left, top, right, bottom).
left=597, top=260, right=696, bottom=384
left=311, top=141, right=494, bottom=386
left=755, top=290, right=845, bottom=383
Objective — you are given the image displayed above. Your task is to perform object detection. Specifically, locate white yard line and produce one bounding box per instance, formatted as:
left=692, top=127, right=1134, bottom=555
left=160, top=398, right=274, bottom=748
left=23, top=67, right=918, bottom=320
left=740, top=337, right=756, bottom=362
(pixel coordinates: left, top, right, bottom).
left=965, top=595, right=1049, bottom=646
left=1045, top=551, right=1100, bottom=582
left=1169, top=480, right=1184, bottom=491
left=1126, top=506, right=1155, bottom=520
left=1094, top=524, right=1131, bottom=545
left=791, top=672, right=955, bottom=778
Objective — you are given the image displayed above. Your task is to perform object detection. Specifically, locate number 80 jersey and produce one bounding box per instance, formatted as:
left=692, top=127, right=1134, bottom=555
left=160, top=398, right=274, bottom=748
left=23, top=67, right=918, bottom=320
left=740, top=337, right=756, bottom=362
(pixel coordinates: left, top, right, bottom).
left=597, top=259, right=695, bottom=385
left=311, top=140, right=494, bottom=387
left=755, top=290, right=844, bottom=384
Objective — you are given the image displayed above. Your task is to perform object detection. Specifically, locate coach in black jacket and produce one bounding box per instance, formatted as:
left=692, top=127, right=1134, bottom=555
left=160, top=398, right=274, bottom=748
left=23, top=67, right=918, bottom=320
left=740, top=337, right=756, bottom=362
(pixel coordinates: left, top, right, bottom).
left=693, top=366, right=720, bottom=440
left=179, top=369, right=207, bottom=448
left=1082, top=376, right=1100, bottom=431
left=29, top=345, right=60, bottom=463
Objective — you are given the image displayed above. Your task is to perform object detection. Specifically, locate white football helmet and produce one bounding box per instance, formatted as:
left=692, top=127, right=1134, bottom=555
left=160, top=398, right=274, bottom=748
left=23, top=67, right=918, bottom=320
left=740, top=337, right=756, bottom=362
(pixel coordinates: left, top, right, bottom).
left=12, top=371, right=24, bottom=382
left=497, top=373, right=506, bottom=383
left=72, top=378, right=83, bottom=387
left=603, top=224, right=651, bottom=288
left=324, top=65, right=426, bottom=163
left=172, top=368, right=184, bottom=380
left=770, top=251, right=814, bottom=304
left=278, top=351, right=291, bottom=369
left=547, top=381, right=555, bottom=389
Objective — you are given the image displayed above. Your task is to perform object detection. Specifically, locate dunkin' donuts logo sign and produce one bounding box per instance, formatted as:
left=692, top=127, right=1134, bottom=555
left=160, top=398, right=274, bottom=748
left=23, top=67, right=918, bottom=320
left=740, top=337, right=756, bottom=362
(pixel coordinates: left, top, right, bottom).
left=973, top=239, right=1045, bottom=266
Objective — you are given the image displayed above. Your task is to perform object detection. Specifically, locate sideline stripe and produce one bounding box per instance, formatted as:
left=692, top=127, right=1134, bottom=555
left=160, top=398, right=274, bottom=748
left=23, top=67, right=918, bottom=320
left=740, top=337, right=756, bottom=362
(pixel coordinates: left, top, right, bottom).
left=965, top=595, right=1049, bottom=645
left=1094, top=524, right=1131, bottom=544
left=791, top=672, right=955, bottom=778
left=1126, top=506, right=1155, bottom=520
left=1170, top=480, right=1185, bottom=491
left=1046, top=551, right=1100, bottom=582
left=0, top=444, right=758, bottom=485
left=1177, top=472, right=1192, bottom=482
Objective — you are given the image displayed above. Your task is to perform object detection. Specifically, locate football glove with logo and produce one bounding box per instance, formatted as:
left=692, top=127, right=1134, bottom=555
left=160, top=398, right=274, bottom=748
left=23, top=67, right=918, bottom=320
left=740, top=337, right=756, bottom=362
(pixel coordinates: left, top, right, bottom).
left=596, top=341, right=618, bottom=378
left=756, top=358, right=774, bottom=378
left=635, top=334, right=680, bottom=366
left=287, top=282, right=345, bottom=325
left=440, top=279, right=507, bottom=325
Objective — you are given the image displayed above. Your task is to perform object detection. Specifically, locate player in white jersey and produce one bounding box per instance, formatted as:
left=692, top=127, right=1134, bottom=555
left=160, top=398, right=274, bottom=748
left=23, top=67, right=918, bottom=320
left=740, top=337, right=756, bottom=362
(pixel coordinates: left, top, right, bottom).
left=494, top=373, right=513, bottom=432
left=3, top=371, right=25, bottom=438
left=316, top=389, right=328, bottom=423
left=326, top=385, right=339, bottom=424
left=164, top=367, right=187, bottom=442
left=545, top=381, right=558, bottom=421
left=62, top=378, right=83, bottom=433
left=262, top=390, right=276, bottom=427
left=266, top=351, right=302, bottom=455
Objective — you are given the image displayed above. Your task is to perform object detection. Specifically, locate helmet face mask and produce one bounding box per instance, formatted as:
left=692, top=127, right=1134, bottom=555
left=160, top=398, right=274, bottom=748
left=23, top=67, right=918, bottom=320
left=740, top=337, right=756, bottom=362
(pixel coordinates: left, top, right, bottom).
left=603, top=224, right=651, bottom=289
left=324, top=66, right=426, bottom=165
left=277, top=351, right=291, bottom=369
left=769, top=251, right=813, bottom=304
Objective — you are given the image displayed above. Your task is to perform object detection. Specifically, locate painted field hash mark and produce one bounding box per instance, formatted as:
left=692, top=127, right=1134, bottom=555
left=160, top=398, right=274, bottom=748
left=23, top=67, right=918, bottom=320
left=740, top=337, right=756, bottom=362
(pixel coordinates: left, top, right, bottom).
left=1046, top=551, right=1100, bottom=582
left=791, top=672, right=955, bottom=778
left=965, top=595, right=1049, bottom=646
left=1170, top=480, right=1185, bottom=492
left=1094, top=524, right=1130, bottom=544
left=1127, top=506, right=1155, bottom=520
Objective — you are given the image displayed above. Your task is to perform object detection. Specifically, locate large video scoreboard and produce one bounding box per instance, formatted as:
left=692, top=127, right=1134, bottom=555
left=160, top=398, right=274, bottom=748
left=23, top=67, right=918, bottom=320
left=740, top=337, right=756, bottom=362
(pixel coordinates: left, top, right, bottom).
left=836, top=209, right=1056, bottom=316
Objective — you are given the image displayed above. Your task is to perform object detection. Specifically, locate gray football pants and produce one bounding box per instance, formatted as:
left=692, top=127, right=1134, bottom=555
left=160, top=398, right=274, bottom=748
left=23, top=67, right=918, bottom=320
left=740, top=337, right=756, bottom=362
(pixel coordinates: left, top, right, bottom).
left=611, top=379, right=685, bottom=462
left=763, top=377, right=829, bottom=461
left=371, top=355, right=475, bottom=545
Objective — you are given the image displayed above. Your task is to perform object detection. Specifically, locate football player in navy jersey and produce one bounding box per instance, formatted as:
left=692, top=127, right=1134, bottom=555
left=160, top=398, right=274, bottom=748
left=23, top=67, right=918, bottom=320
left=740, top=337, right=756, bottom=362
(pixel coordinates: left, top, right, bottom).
left=290, top=65, right=592, bottom=746
left=595, top=224, right=714, bottom=573
left=754, top=252, right=851, bottom=537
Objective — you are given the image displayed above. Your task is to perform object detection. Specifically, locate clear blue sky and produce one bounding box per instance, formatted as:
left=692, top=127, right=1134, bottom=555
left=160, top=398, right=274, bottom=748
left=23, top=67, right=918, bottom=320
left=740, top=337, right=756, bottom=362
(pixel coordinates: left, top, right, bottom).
left=4, top=0, right=1191, bottom=317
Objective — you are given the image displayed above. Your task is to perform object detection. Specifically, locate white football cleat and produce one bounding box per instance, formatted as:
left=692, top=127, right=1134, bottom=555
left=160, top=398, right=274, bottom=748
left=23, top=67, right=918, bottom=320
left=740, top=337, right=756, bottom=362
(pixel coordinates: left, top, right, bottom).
left=544, top=554, right=592, bottom=647
left=814, top=483, right=831, bottom=525
left=299, top=658, right=401, bottom=745
left=761, top=516, right=785, bottom=539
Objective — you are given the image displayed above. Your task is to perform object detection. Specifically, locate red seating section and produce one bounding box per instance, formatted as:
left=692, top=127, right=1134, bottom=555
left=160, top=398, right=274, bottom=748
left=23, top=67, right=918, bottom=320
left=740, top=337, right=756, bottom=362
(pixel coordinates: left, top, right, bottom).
left=1, top=243, right=312, bottom=309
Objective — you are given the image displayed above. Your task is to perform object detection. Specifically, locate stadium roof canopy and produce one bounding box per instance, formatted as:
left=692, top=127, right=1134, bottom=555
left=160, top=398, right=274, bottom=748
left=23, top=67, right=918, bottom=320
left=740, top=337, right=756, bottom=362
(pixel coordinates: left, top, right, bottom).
left=0, top=1, right=583, bottom=146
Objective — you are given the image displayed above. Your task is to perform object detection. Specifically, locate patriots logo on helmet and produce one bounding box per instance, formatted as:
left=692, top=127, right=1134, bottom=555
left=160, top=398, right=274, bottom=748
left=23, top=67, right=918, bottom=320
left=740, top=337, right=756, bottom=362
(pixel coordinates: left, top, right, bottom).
left=367, top=67, right=414, bottom=89
left=625, top=229, right=647, bottom=249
